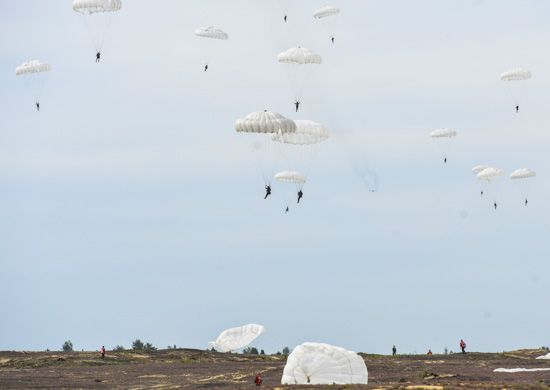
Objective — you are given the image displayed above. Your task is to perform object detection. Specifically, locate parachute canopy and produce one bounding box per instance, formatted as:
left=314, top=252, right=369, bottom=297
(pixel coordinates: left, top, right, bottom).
left=472, top=165, right=489, bottom=174
left=477, top=167, right=504, bottom=181
left=72, top=0, right=122, bottom=14
left=278, top=47, right=322, bottom=65
left=235, top=111, right=296, bottom=134
left=15, top=60, right=51, bottom=76
left=274, top=170, right=306, bottom=184
left=430, top=128, right=456, bottom=138
left=500, top=68, right=532, bottom=82
left=281, top=342, right=368, bottom=385
left=510, top=168, right=536, bottom=180
left=272, top=120, right=329, bottom=145
left=313, top=5, right=340, bottom=19
left=194, top=26, right=228, bottom=40
left=208, top=324, right=265, bottom=353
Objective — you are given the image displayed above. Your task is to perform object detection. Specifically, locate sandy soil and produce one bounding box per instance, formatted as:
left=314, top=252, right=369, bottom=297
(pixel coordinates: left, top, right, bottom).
left=1, top=348, right=550, bottom=389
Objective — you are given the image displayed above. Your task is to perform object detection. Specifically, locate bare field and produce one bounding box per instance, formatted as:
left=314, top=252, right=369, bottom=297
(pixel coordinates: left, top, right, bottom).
left=1, top=348, right=550, bottom=389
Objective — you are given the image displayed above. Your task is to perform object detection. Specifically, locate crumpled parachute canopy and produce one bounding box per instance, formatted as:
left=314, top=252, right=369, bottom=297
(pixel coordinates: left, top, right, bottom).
left=500, top=68, right=532, bottom=81
left=208, top=324, right=265, bottom=352
left=281, top=342, right=368, bottom=385
left=72, top=0, right=122, bottom=14
left=472, top=165, right=489, bottom=174
left=272, top=120, right=329, bottom=145
left=274, top=170, right=306, bottom=184
left=278, top=47, right=322, bottom=65
left=235, top=110, right=296, bottom=134
left=510, top=168, right=536, bottom=179
left=313, top=5, right=340, bottom=19
left=430, top=128, right=456, bottom=138
left=15, top=60, right=51, bottom=76
left=477, top=167, right=504, bottom=181
left=194, top=26, right=229, bottom=40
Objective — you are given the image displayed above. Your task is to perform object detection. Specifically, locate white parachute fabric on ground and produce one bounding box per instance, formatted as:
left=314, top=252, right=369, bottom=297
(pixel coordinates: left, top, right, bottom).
left=510, top=168, right=536, bottom=180
left=274, top=170, right=306, bottom=185
left=15, top=60, right=51, bottom=76
left=500, top=68, right=532, bottom=81
left=272, top=120, right=329, bottom=145
left=208, top=324, right=265, bottom=353
left=73, top=0, right=122, bottom=53
left=313, top=5, right=340, bottom=19
left=536, top=353, right=550, bottom=360
left=281, top=342, right=368, bottom=385
left=430, top=128, right=456, bottom=138
left=235, top=111, right=296, bottom=134
left=494, top=368, right=550, bottom=373
left=194, top=26, right=228, bottom=40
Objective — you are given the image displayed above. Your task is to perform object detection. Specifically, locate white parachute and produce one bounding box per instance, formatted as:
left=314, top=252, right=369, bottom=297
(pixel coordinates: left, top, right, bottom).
left=510, top=168, right=536, bottom=205
left=472, top=165, right=489, bottom=197
left=477, top=167, right=505, bottom=208
left=194, top=26, right=228, bottom=71
left=274, top=170, right=306, bottom=185
left=73, top=0, right=122, bottom=58
left=500, top=68, right=532, bottom=112
left=16, top=60, right=52, bottom=110
left=472, top=164, right=489, bottom=174
left=278, top=47, right=322, bottom=111
left=235, top=111, right=295, bottom=186
left=430, top=128, right=456, bottom=164
left=272, top=120, right=329, bottom=145
left=313, top=5, right=341, bottom=44
left=281, top=342, right=368, bottom=385
left=313, top=5, right=340, bottom=19
left=208, top=324, right=265, bottom=353
left=235, top=110, right=296, bottom=135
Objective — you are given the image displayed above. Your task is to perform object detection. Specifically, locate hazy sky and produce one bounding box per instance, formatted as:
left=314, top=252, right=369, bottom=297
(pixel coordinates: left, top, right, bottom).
left=1, top=0, right=549, bottom=355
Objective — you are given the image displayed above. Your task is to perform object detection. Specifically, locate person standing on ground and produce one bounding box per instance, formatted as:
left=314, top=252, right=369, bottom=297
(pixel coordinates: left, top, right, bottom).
left=392, top=345, right=397, bottom=356
left=100, top=346, right=106, bottom=359
left=460, top=339, right=466, bottom=354
left=255, top=373, right=263, bottom=386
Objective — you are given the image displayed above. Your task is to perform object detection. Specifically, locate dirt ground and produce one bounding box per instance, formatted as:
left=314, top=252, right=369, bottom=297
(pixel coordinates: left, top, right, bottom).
left=1, top=348, right=550, bottom=389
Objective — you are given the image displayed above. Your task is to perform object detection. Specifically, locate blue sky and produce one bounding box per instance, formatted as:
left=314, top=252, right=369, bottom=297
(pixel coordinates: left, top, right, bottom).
left=0, top=0, right=549, bottom=355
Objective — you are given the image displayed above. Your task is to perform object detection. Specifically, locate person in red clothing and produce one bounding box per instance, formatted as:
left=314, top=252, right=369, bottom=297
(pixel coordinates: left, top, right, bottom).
left=460, top=339, right=466, bottom=354
left=255, top=373, right=263, bottom=386
left=427, top=349, right=433, bottom=356
left=100, top=346, right=106, bottom=359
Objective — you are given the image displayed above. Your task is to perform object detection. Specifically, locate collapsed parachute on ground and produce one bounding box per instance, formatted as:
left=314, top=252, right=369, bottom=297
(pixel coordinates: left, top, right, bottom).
left=313, top=5, right=340, bottom=19
left=73, top=0, right=122, bottom=56
left=274, top=170, right=306, bottom=185
left=208, top=324, right=265, bottom=353
left=235, top=110, right=296, bottom=134
left=194, top=26, right=228, bottom=40
left=281, top=342, right=368, bottom=385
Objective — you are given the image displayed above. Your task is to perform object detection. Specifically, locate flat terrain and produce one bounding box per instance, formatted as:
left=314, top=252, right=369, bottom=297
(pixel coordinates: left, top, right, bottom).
left=1, top=348, right=550, bottom=389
